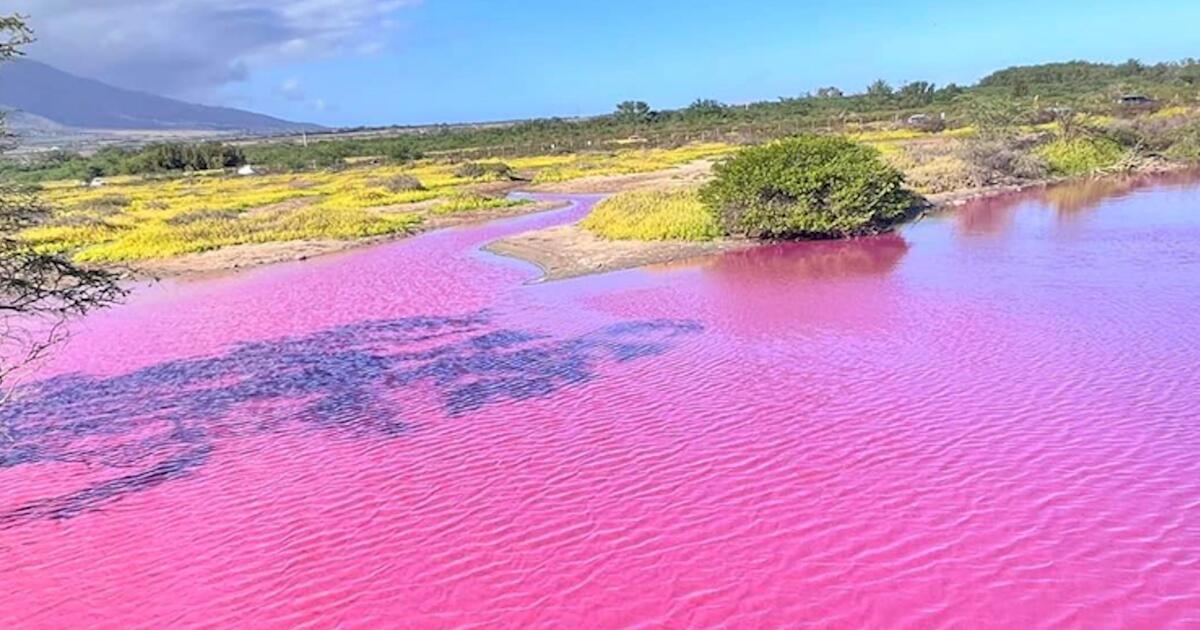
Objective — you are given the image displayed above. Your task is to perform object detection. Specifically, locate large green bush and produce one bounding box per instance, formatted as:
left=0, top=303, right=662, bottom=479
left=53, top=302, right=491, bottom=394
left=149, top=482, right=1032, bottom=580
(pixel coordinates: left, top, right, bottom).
left=700, top=135, right=917, bottom=239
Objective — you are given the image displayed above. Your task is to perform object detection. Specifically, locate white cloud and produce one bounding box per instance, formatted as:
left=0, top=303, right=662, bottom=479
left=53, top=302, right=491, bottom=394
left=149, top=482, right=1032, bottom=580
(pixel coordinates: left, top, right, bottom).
left=8, top=0, right=421, bottom=99
left=277, top=78, right=306, bottom=101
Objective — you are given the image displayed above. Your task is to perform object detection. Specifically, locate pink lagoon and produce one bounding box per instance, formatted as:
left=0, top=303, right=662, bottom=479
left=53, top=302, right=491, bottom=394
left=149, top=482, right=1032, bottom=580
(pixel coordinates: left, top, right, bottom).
left=3, top=172, right=1200, bottom=629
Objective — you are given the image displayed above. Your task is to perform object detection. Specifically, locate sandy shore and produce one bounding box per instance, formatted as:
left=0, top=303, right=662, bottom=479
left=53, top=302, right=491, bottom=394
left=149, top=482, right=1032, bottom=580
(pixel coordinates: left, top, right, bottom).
left=484, top=224, right=751, bottom=282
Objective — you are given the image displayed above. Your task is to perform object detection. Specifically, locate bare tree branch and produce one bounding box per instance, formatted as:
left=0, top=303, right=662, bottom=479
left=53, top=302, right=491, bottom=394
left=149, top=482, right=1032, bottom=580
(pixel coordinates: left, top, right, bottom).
left=1, top=14, right=126, bottom=405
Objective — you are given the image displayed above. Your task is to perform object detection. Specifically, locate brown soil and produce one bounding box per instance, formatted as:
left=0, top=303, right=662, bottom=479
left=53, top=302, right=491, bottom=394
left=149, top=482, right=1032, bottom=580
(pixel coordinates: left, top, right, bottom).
left=481, top=160, right=745, bottom=281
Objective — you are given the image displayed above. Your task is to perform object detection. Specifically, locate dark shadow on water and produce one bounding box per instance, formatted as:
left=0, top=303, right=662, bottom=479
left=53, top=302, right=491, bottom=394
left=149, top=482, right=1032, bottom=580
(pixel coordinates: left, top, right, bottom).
left=0, top=313, right=703, bottom=528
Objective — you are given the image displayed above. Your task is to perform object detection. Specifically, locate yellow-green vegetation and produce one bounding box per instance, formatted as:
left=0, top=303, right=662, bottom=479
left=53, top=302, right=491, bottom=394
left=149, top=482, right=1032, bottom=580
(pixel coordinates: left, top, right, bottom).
left=581, top=189, right=720, bottom=241
left=903, top=155, right=975, bottom=194
left=26, top=163, right=464, bottom=262
left=524, top=143, right=734, bottom=184
left=881, top=139, right=976, bottom=194
left=433, top=191, right=529, bottom=215
left=24, top=143, right=736, bottom=263
left=1165, top=121, right=1200, bottom=163
left=1037, top=136, right=1126, bottom=176
left=581, top=136, right=919, bottom=243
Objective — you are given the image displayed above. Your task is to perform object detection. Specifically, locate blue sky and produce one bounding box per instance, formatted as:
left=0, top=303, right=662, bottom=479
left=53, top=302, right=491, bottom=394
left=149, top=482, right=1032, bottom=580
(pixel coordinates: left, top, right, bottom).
left=18, top=0, right=1200, bottom=127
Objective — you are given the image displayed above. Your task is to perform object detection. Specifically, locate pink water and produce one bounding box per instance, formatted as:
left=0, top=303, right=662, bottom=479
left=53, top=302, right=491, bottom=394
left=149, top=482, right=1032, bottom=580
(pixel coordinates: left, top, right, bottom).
left=3, top=174, right=1200, bottom=628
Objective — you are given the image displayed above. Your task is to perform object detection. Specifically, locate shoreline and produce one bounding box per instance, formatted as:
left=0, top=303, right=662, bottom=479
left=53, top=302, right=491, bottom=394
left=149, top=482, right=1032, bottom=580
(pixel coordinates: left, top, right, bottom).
left=484, top=161, right=1196, bottom=282
left=127, top=199, right=568, bottom=279
left=483, top=224, right=753, bottom=283
left=121, top=160, right=1194, bottom=282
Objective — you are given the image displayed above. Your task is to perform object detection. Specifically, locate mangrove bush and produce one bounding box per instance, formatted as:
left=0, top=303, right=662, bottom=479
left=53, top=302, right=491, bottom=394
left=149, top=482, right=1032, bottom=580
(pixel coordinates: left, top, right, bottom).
left=700, top=135, right=917, bottom=239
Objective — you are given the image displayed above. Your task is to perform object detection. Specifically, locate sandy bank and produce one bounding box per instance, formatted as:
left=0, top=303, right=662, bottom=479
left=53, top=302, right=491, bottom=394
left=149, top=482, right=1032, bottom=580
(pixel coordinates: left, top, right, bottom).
left=484, top=224, right=750, bottom=282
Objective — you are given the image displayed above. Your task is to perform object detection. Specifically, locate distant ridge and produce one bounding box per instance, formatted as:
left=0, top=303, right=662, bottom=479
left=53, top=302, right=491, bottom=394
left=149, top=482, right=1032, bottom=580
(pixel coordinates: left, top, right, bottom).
left=0, top=59, right=322, bottom=134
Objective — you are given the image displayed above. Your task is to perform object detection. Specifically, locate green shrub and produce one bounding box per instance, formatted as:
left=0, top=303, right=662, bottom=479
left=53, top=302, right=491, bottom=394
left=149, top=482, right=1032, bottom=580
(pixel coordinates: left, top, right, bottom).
left=454, top=161, right=516, bottom=180
left=124, top=142, right=246, bottom=173
left=699, top=135, right=918, bottom=239
left=1037, top=136, right=1125, bottom=175
left=581, top=189, right=720, bottom=241
left=382, top=174, right=425, bottom=192
left=1104, top=116, right=1187, bottom=152
left=1166, top=122, right=1200, bottom=163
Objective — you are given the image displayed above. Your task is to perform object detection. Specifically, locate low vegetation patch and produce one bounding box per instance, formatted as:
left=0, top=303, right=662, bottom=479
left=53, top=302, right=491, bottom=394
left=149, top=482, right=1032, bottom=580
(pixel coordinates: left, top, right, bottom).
left=1037, top=136, right=1126, bottom=176
left=525, top=144, right=735, bottom=184
left=958, top=136, right=1050, bottom=185
left=700, top=135, right=918, bottom=239
left=1165, top=121, right=1200, bottom=163
left=581, top=189, right=720, bottom=241
left=25, top=205, right=421, bottom=263
left=454, top=162, right=518, bottom=181
left=21, top=144, right=739, bottom=263
left=381, top=174, right=426, bottom=192
left=433, top=192, right=529, bottom=215
left=904, top=154, right=976, bottom=194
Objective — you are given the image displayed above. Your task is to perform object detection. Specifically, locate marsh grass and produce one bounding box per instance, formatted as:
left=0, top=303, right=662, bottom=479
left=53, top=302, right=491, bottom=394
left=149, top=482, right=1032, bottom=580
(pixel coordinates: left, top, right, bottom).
left=24, top=143, right=735, bottom=262
left=526, top=144, right=734, bottom=184
left=432, top=192, right=529, bottom=215
left=581, top=189, right=720, bottom=241
left=1038, top=136, right=1126, bottom=176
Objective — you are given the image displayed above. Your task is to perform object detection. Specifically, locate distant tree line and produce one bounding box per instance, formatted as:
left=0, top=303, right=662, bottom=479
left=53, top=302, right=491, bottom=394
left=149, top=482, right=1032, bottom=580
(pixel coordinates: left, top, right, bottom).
left=0, top=143, right=246, bottom=183
left=0, top=137, right=426, bottom=183
left=979, top=59, right=1200, bottom=89
left=6, top=57, right=1200, bottom=182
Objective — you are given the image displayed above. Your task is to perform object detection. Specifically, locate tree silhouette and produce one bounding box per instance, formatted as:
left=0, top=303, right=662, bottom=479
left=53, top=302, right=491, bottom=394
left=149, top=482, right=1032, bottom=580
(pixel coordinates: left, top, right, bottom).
left=1, top=14, right=126, bottom=400
left=614, top=101, right=653, bottom=123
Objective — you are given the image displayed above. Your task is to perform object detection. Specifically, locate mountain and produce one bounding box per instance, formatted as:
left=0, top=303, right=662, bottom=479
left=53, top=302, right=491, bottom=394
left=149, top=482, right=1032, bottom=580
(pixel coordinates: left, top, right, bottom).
left=0, top=59, right=322, bottom=133
left=0, top=108, right=70, bottom=136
